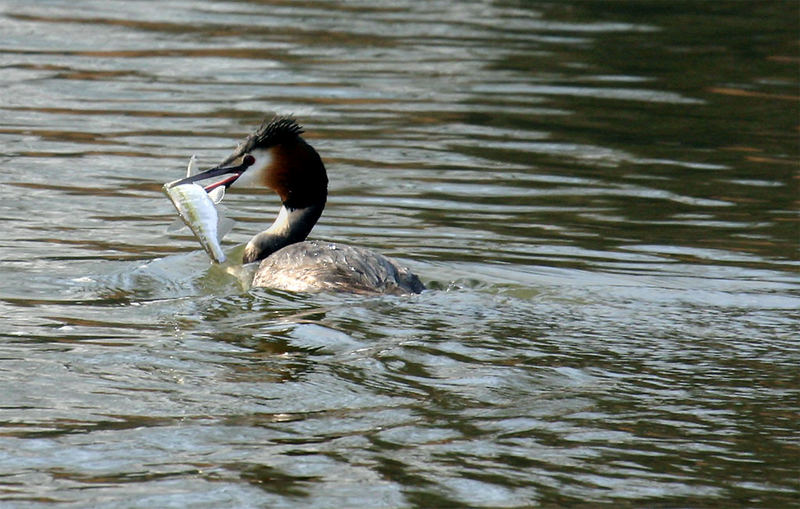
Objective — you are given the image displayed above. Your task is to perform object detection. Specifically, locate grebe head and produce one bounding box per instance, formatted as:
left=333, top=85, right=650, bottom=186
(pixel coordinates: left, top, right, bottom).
left=178, top=117, right=328, bottom=204
left=177, top=117, right=329, bottom=264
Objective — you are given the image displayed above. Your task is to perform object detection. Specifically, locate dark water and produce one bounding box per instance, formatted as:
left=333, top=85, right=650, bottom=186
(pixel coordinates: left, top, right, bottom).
left=1, top=1, right=798, bottom=507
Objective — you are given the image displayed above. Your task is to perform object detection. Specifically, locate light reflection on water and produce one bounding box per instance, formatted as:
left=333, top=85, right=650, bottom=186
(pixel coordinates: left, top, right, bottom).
left=0, top=0, right=798, bottom=507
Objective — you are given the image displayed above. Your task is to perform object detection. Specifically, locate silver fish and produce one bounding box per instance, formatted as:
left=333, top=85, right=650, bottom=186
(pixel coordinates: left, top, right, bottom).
left=164, top=181, right=229, bottom=264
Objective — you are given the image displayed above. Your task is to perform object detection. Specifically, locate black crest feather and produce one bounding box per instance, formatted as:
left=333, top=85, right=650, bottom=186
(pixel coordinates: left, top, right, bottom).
left=252, top=116, right=304, bottom=149
left=222, top=116, right=305, bottom=165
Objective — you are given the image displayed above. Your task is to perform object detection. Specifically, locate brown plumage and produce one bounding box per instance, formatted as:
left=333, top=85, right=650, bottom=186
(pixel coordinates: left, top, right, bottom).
left=262, top=137, right=328, bottom=209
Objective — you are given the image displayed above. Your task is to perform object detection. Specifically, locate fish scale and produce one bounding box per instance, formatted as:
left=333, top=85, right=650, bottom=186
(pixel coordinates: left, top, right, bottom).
left=163, top=181, right=227, bottom=263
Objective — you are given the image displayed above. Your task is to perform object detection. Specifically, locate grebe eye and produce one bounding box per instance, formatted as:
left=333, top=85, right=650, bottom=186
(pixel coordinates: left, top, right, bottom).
left=242, top=154, right=256, bottom=167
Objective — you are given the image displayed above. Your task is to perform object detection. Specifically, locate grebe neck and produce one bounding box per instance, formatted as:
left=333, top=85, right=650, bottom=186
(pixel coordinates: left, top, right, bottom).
left=242, top=202, right=325, bottom=264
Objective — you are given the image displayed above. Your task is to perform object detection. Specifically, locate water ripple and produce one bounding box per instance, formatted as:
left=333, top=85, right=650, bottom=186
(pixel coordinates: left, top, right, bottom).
left=0, top=0, right=798, bottom=507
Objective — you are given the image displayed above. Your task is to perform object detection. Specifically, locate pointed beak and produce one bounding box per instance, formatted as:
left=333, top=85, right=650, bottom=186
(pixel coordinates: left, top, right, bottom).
left=167, top=154, right=255, bottom=192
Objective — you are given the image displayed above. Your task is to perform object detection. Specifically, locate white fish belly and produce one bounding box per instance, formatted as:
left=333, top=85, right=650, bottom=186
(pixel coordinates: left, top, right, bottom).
left=163, top=182, right=226, bottom=263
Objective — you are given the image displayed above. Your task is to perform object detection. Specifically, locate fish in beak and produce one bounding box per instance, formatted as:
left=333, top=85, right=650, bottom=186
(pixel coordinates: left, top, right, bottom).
left=162, top=155, right=253, bottom=264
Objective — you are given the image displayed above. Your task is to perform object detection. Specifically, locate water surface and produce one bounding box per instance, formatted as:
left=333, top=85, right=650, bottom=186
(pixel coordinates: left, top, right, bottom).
left=0, top=1, right=798, bottom=507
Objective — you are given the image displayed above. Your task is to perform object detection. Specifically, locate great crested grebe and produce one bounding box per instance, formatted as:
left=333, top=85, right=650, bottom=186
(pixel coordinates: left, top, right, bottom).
left=176, top=116, right=424, bottom=295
